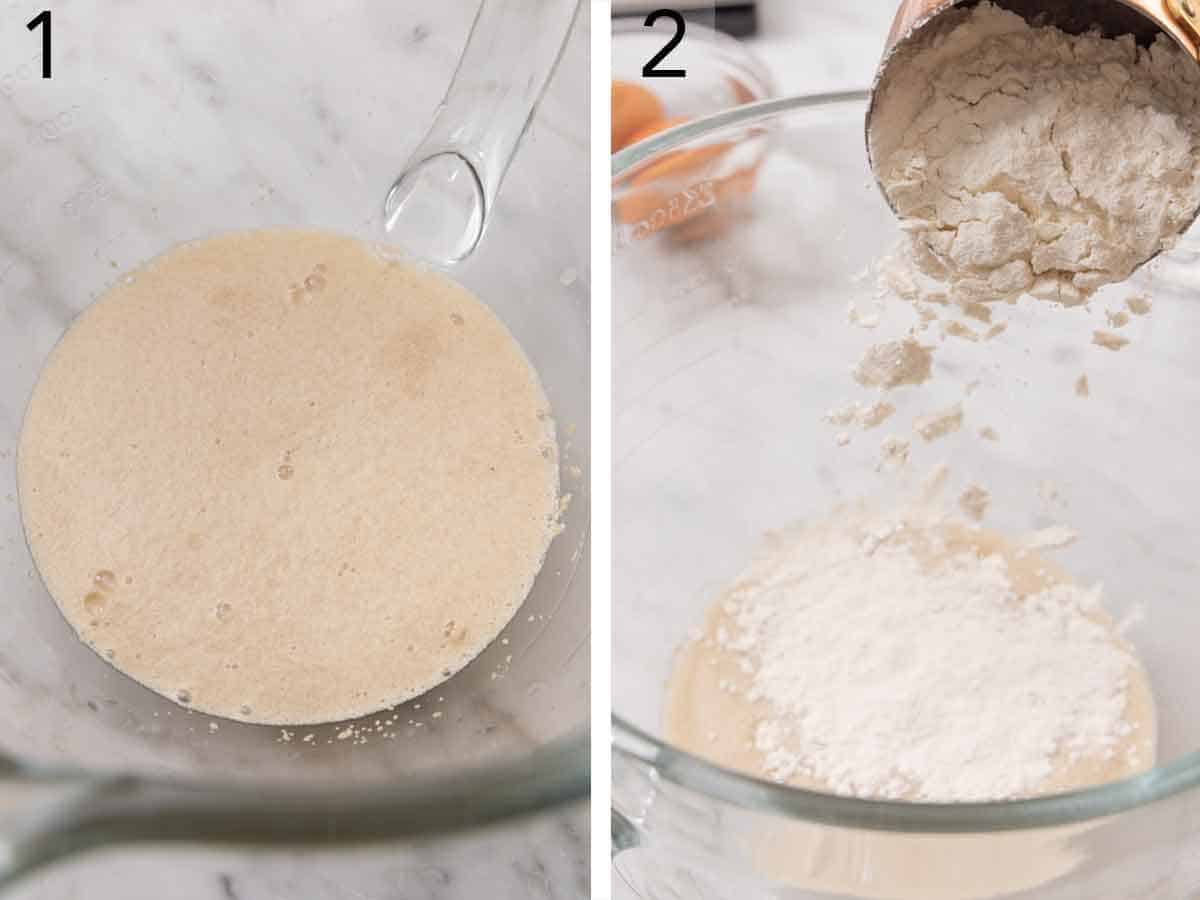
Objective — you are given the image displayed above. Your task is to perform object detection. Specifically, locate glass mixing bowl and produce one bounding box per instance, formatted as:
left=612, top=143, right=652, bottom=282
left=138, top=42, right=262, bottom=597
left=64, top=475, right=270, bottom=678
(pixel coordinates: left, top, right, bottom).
left=613, top=93, right=1200, bottom=898
left=0, top=1, right=588, bottom=886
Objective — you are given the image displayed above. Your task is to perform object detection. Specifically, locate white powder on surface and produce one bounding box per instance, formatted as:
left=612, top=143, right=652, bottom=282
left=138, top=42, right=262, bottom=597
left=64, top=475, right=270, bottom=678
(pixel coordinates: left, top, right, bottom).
left=941, top=320, right=979, bottom=342
left=920, top=461, right=951, bottom=502
left=871, top=2, right=1200, bottom=308
left=914, top=403, right=964, bottom=442
left=878, top=436, right=911, bottom=469
left=714, top=510, right=1145, bottom=801
left=848, top=301, right=882, bottom=329
left=860, top=400, right=895, bottom=429
left=1093, top=329, right=1130, bottom=351
left=824, top=404, right=858, bottom=427
left=1021, top=525, right=1080, bottom=551
left=959, top=484, right=991, bottom=521
left=1038, top=480, right=1064, bottom=507
left=1127, top=294, right=1153, bottom=315
left=854, top=338, right=934, bottom=389
left=825, top=400, right=896, bottom=430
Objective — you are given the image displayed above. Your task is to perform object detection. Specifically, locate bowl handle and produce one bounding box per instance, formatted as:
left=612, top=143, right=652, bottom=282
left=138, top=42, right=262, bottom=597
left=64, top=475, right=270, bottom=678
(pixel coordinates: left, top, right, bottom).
left=382, top=0, right=582, bottom=265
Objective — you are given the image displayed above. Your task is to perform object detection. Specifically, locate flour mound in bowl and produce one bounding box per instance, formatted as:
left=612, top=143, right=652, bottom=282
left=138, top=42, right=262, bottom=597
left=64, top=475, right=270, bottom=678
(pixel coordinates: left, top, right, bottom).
left=666, top=505, right=1155, bottom=803
left=18, top=229, right=561, bottom=725
left=870, top=1, right=1200, bottom=306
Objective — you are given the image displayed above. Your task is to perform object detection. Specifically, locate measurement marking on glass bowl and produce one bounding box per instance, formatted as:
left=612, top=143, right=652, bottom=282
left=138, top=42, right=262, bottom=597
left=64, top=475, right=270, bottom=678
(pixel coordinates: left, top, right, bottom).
left=616, top=179, right=716, bottom=249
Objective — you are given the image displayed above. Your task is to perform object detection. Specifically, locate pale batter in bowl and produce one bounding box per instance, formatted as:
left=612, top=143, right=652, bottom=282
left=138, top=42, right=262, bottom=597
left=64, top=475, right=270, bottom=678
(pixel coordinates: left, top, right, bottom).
left=18, top=229, right=562, bottom=726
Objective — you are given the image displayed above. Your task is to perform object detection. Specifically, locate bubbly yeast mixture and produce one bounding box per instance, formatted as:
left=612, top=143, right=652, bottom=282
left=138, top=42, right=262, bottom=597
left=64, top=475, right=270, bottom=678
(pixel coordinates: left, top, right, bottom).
left=19, top=229, right=560, bottom=725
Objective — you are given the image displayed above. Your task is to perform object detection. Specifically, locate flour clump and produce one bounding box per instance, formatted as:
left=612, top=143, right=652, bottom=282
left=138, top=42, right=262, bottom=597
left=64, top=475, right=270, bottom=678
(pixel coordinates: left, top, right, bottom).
left=870, top=2, right=1200, bottom=306
left=853, top=337, right=933, bottom=388
left=671, top=507, right=1154, bottom=802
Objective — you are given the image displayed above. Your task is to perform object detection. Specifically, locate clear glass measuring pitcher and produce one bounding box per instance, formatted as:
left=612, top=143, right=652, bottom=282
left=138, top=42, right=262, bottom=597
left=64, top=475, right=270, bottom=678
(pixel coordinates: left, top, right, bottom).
left=0, top=0, right=588, bottom=886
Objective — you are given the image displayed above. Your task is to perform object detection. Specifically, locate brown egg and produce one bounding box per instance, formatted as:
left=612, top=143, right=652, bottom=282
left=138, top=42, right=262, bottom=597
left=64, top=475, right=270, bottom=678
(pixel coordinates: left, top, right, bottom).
left=623, top=114, right=690, bottom=147
left=627, top=118, right=730, bottom=185
left=612, top=81, right=665, bottom=152
left=614, top=105, right=766, bottom=240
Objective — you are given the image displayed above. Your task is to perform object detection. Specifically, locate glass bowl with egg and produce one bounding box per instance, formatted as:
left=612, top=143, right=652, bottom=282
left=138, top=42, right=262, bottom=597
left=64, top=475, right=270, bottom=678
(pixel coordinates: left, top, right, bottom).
left=613, top=91, right=1200, bottom=899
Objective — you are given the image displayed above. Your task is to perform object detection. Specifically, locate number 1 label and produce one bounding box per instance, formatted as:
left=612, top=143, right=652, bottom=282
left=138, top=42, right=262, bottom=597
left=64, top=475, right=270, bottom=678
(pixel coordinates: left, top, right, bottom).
left=28, top=10, right=51, bottom=79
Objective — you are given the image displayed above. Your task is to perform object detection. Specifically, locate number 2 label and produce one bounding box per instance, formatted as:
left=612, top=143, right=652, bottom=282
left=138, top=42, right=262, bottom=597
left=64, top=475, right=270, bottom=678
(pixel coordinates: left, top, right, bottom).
left=643, top=9, right=686, bottom=79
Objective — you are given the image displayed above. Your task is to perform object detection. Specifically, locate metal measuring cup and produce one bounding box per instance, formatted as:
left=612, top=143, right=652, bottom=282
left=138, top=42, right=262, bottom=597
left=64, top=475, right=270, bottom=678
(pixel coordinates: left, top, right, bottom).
left=866, top=0, right=1200, bottom=206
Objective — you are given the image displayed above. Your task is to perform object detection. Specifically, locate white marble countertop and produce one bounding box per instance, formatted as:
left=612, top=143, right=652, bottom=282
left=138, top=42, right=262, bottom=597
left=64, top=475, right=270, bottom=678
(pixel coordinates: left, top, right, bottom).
left=3, top=1, right=590, bottom=898
left=749, top=0, right=899, bottom=97
left=15, top=807, right=589, bottom=900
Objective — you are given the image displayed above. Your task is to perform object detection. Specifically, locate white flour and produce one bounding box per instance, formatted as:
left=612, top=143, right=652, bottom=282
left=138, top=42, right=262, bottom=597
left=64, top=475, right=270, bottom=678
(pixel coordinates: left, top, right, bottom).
left=871, top=2, right=1200, bottom=307
left=709, top=2, right=1173, bottom=807
left=958, top=483, right=990, bottom=521
left=824, top=400, right=895, bottom=430
left=716, top=509, right=1145, bottom=801
left=853, top=338, right=933, bottom=389
left=913, top=403, right=963, bottom=442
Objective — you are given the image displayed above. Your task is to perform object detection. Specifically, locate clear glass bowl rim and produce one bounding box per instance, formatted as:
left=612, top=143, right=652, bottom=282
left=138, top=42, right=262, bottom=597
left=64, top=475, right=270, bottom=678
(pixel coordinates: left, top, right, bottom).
left=2, top=727, right=588, bottom=882
left=610, top=89, right=1200, bottom=833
